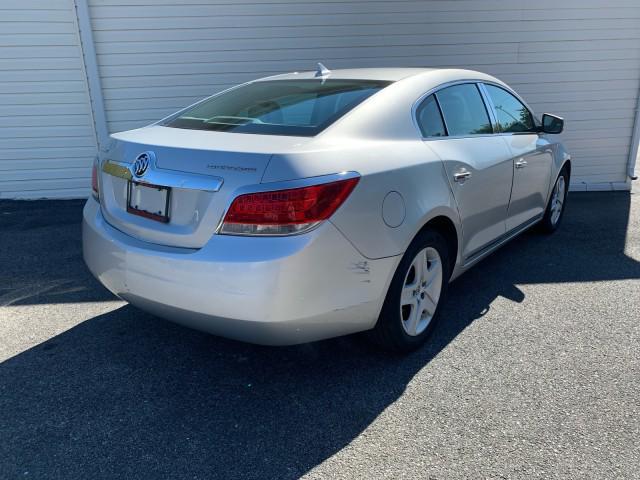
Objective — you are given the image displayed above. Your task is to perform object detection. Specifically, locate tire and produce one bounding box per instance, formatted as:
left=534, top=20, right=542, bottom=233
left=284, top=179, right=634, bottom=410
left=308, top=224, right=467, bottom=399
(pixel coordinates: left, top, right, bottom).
left=539, top=165, right=570, bottom=234
left=368, top=228, right=451, bottom=352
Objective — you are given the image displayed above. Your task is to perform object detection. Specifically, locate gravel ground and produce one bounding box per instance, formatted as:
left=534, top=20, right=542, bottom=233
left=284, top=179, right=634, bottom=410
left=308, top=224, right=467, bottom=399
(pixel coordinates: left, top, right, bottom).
left=0, top=190, right=638, bottom=479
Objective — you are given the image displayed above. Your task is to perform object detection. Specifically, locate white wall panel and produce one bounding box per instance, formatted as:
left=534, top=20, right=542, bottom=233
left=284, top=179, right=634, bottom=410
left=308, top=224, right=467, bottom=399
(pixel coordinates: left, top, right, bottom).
left=86, top=0, right=640, bottom=189
left=2, top=0, right=639, bottom=197
left=0, top=0, right=98, bottom=199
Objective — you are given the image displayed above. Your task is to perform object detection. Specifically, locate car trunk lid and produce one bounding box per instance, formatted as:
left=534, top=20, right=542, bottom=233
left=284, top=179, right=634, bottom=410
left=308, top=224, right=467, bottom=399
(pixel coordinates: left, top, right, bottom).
left=99, top=126, right=312, bottom=248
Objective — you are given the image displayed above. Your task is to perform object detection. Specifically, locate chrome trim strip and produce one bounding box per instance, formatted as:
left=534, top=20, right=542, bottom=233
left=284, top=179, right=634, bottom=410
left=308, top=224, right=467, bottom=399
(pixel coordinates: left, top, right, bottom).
left=214, top=171, right=361, bottom=236
left=462, top=213, right=543, bottom=268
left=102, top=158, right=224, bottom=192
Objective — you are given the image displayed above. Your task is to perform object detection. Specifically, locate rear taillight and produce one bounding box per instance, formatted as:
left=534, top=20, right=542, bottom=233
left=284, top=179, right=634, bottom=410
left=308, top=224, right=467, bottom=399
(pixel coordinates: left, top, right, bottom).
left=91, top=158, right=100, bottom=202
left=220, top=176, right=359, bottom=236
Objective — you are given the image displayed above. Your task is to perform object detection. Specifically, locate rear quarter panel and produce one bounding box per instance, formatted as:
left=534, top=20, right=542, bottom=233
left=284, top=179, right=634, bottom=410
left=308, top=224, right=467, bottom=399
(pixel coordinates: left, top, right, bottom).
left=262, top=139, right=461, bottom=262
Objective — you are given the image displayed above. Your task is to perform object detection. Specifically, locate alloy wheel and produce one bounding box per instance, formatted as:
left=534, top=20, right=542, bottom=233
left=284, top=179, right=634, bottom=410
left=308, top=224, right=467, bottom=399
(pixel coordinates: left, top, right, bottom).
left=550, top=175, right=566, bottom=225
left=400, top=247, right=443, bottom=336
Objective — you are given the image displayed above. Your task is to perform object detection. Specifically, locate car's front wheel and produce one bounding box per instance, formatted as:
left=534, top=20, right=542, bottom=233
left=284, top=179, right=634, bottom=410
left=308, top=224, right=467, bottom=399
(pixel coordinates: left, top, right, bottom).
left=539, top=165, right=570, bottom=233
left=369, top=229, right=450, bottom=352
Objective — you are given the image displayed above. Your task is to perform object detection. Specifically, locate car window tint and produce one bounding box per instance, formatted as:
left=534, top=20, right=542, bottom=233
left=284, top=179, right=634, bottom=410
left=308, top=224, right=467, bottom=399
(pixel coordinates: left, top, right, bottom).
left=484, top=84, right=535, bottom=133
left=416, top=94, right=446, bottom=137
left=163, top=79, right=391, bottom=137
left=435, top=84, right=493, bottom=136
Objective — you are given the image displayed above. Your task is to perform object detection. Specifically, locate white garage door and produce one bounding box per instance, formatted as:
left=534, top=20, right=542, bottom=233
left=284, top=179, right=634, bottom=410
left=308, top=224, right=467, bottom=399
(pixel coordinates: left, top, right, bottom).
left=0, top=0, right=98, bottom=199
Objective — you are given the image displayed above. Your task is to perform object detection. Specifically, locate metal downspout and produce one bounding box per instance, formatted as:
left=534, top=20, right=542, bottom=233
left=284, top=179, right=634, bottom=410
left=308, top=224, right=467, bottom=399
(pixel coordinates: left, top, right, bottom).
left=627, top=80, right=640, bottom=181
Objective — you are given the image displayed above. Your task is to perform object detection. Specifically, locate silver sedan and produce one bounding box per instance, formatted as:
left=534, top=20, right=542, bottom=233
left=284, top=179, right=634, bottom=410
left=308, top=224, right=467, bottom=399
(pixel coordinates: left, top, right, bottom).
left=83, top=66, right=570, bottom=351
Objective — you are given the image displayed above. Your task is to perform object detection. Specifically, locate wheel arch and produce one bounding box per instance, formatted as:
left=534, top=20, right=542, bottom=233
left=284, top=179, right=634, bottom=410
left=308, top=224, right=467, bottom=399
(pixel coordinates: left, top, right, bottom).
left=562, top=159, right=572, bottom=177
left=552, top=143, right=572, bottom=191
left=546, top=157, right=572, bottom=205
left=413, top=213, right=460, bottom=278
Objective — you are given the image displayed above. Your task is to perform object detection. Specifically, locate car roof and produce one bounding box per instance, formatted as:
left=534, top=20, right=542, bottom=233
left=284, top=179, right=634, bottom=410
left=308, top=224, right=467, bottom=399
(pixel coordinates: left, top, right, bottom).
left=277, top=67, right=511, bottom=141
left=259, top=67, right=440, bottom=82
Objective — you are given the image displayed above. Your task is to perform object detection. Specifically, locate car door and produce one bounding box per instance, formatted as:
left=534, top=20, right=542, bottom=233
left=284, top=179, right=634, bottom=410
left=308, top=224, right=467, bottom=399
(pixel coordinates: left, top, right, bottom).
left=482, top=84, right=554, bottom=231
left=417, top=84, right=514, bottom=261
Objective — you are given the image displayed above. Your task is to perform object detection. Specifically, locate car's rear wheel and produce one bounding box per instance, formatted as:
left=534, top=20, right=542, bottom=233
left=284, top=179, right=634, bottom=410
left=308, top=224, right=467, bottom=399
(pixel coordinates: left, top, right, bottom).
left=368, top=229, right=450, bottom=352
left=539, top=165, right=569, bottom=233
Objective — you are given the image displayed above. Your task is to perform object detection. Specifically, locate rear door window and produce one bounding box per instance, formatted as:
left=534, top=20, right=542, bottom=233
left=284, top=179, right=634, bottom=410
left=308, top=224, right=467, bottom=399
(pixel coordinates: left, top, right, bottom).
left=435, top=84, right=493, bottom=136
left=416, top=94, right=446, bottom=137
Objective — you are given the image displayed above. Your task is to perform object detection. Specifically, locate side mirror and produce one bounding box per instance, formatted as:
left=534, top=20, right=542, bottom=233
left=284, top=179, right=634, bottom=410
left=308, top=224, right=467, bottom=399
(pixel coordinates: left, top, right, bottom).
left=540, top=113, right=564, bottom=134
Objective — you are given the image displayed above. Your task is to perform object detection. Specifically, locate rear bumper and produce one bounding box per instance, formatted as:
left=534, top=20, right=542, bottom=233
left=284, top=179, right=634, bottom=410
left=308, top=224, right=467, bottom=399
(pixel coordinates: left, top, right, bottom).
left=82, top=198, right=398, bottom=345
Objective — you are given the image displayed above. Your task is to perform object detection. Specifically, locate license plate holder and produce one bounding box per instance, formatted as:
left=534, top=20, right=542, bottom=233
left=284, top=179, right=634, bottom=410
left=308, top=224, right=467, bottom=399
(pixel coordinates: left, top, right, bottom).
left=126, top=181, right=171, bottom=223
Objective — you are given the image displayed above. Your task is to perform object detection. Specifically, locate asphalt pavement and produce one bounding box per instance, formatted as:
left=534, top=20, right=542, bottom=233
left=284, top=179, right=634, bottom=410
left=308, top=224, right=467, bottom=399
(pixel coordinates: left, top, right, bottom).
left=1, top=190, right=638, bottom=479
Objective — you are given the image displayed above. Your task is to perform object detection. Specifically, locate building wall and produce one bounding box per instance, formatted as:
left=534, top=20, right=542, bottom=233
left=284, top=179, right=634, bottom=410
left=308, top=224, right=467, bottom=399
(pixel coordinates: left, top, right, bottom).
left=0, top=0, right=99, bottom=199
left=2, top=0, right=640, bottom=198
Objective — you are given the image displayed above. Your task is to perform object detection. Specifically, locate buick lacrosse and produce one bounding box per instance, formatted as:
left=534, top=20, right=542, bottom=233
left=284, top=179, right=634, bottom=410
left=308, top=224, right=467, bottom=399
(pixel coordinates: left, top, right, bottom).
left=83, top=65, right=570, bottom=351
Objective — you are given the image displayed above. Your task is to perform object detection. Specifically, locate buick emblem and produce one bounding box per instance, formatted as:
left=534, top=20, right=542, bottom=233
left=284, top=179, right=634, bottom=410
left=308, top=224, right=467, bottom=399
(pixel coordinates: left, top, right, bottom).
left=132, top=151, right=154, bottom=177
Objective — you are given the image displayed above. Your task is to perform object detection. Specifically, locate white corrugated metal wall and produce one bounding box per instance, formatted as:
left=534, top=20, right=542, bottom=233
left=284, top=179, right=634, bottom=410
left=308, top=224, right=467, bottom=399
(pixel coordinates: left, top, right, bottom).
left=2, top=0, right=639, bottom=198
left=0, top=0, right=99, bottom=199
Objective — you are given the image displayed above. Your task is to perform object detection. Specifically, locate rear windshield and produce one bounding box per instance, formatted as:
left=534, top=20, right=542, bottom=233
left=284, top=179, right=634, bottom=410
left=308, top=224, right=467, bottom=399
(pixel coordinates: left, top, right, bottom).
left=163, top=79, right=391, bottom=136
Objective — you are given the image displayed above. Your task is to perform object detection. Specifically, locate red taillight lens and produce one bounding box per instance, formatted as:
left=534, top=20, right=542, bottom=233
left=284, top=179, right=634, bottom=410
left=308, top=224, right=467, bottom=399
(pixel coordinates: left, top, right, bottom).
left=91, top=159, right=100, bottom=201
left=221, top=176, right=359, bottom=235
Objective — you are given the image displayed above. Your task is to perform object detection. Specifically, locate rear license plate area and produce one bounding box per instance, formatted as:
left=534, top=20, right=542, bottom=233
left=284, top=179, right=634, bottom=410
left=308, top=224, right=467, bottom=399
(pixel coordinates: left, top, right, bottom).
left=127, top=181, right=170, bottom=223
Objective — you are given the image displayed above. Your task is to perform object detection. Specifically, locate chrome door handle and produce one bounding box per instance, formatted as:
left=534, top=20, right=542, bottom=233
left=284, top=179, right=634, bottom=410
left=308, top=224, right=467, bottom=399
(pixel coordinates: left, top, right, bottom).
left=453, top=169, right=472, bottom=183
left=515, top=159, right=528, bottom=169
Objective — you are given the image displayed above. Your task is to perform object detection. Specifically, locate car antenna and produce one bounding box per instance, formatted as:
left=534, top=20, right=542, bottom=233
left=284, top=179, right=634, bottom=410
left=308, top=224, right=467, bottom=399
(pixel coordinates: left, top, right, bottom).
left=315, top=62, right=331, bottom=78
